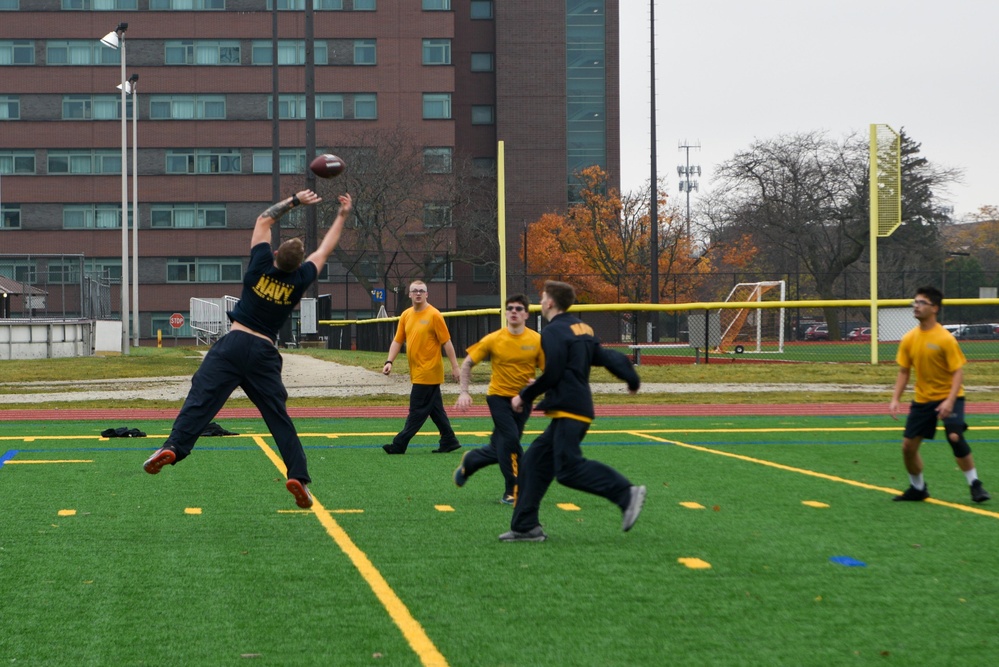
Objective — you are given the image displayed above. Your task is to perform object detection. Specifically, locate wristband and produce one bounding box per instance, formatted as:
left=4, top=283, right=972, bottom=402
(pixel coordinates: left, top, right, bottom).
left=385, top=360, right=393, bottom=365
left=290, top=194, right=301, bottom=207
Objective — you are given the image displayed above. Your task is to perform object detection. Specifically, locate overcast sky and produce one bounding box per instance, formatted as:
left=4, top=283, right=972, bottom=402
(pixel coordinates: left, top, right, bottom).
left=618, top=0, right=999, bottom=221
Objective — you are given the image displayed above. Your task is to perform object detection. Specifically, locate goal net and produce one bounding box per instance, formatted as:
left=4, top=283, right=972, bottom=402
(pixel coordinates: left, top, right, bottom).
left=715, top=281, right=786, bottom=354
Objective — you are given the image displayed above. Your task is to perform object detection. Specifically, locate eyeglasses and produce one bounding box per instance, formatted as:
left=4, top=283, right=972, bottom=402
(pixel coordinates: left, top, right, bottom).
left=506, top=305, right=526, bottom=312
left=912, top=299, right=933, bottom=306
left=409, top=289, right=427, bottom=294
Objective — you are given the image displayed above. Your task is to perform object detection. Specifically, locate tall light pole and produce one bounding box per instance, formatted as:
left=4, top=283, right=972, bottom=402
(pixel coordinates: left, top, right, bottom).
left=677, top=140, right=701, bottom=240
left=119, top=73, right=140, bottom=347
left=100, top=22, right=129, bottom=355
left=648, top=0, right=659, bottom=343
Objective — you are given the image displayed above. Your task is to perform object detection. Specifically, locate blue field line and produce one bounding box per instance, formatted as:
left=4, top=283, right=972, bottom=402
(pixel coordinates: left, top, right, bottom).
left=0, top=450, right=20, bottom=468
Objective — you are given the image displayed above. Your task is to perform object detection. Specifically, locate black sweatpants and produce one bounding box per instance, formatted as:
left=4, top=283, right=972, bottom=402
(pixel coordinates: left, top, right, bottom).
left=165, top=331, right=310, bottom=483
left=391, top=383, right=459, bottom=452
left=461, top=394, right=530, bottom=497
left=511, top=417, right=632, bottom=533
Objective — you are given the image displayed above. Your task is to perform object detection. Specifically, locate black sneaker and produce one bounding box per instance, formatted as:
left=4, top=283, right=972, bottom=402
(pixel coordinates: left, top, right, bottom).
left=453, top=452, right=469, bottom=487
left=382, top=443, right=406, bottom=455
left=893, top=484, right=929, bottom=501
left=971, top=479, right=991, bottom=503
left=143, top=446, right=176, bottom=475
left=500, top=494, right=515, bottom=505
left=498, top=526, right=547, bottom=542
left=432, top=442, right=461, bottom=454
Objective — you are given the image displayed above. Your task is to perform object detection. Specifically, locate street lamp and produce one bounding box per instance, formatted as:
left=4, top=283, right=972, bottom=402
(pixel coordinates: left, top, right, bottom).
left=118, top=73, right=139, bottom=347
left=100, top=22, right=129, bottom=355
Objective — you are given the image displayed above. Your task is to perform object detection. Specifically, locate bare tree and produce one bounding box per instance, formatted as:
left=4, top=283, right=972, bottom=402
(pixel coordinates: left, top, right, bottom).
left=299, top=126, right=496, bottom=311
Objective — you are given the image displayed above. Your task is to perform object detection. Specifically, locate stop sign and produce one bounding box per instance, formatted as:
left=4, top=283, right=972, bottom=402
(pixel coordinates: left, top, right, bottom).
left=169, top=313, right=185, bottom=329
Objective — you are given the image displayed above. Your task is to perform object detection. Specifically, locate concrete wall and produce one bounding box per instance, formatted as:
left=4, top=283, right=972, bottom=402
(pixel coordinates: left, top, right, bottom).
left=0, top=320, right=94, bottom=360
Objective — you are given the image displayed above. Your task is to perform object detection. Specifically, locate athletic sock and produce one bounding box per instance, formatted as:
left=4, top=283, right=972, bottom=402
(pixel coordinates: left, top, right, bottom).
left=908, top=473, right=926, bottom=491
left=964, top=468, right=979, bottom=485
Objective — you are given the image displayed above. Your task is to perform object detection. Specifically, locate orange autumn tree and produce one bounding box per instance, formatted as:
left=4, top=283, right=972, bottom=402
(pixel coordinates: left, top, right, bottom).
left=524, top=166, right=751, bottom=304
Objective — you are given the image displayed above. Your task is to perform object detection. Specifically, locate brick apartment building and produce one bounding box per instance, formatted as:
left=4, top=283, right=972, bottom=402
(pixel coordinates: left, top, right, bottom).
left=0, top=0, right=619, bottom=342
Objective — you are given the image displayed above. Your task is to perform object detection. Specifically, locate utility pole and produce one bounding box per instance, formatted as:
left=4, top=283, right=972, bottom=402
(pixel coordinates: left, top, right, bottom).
left=648, top=0, right=659, bottom=343
left=677, top=140, right=701, bottom=239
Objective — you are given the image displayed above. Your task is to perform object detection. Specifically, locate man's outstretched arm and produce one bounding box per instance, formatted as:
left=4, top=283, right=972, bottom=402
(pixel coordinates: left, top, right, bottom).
left=307, top=193, right=353, bottom=268
left=251, top=190, right=322, bottom=248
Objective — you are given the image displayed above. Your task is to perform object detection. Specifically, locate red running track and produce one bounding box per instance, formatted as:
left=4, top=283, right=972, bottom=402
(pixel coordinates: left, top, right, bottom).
left=5, top=403, right=999, bottom=421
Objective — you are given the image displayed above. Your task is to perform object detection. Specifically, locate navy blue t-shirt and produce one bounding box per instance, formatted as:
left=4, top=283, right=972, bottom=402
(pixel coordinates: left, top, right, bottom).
left=227, top=242, right=317, bottom=341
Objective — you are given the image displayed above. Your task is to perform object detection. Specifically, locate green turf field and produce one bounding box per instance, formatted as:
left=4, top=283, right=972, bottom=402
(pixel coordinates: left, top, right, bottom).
left=2, top=414, right=997, bottom=665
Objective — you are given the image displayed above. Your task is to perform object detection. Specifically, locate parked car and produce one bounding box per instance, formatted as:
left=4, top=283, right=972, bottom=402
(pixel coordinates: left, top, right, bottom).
left=846, top=327, right=872, bottom=342
left=954, top=323, right=999, bottom=340
left=804, top=323, right=829, bottom=341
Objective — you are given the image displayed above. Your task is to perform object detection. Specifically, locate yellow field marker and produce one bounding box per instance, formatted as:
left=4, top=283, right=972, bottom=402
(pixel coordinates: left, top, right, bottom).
left=57, top=509, right=77, bottom=516
left=556, top=503, right=581, bottom=511
left=679, top=502, right=705, bottom=510
left=251, top=435, right=448, bottom=667
left=434, top=505, right=455, bottom=512
left=632, top=432, right=999, bottom=520
left=678, top=558, right=712, bottom=570
left=184, top=508, right=202, bottom=515
left=802, top=501, right=830, bottom=508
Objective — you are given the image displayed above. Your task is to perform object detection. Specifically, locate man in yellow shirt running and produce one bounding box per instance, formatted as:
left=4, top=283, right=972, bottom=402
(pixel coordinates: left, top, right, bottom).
left=453, top=293, right=545, bottom=504
left=889, top=285, right=990, bottom=503
left=382, top=280, right=461, bottom=454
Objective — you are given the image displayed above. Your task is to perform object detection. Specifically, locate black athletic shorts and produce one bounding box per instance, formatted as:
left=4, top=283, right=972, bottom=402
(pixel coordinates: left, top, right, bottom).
left=903, top=397, right=966, bottom=440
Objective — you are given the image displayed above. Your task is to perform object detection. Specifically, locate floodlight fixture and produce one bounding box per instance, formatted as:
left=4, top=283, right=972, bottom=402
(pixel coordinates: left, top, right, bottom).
left=100, top=23, right=128, bottom=49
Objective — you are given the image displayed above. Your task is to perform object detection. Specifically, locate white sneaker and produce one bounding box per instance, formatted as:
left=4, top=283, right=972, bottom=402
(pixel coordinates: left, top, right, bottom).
left=622, top=485, right=646, bottom=532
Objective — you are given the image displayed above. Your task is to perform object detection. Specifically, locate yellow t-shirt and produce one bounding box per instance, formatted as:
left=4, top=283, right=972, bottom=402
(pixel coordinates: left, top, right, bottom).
left=394, top=305, right=451, bottom=385
left=896, top=323, right=966, bottom=403
left=466, top=327, right=545, bottom=397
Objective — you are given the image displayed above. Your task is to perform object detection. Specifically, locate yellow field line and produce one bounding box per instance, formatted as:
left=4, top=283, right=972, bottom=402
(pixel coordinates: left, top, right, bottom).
left=250, top=435, right=448, bottom=667
left=630, top=432, right=999, bottom=520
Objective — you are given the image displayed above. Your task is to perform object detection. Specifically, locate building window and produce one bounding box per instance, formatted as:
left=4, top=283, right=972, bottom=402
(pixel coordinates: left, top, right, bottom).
left=0, top=151, right=35, bottom=174
left=62, top=0, right=137, bottom=9
left=251, top=149, right=306, bottom=174
left=62, top=94, right=127, bottom=120
left=470, top=52, right=494, bottom=72
left=472, top=157, right=496, bottom=176
left=354, top=94, right=377, bottom=119
left=429, top=256, right=454, bottom=282
left=423, top=203, right=452, bottom=228
left=149, top=95, right=226, bottom=120
left=167, top=258, right=243, bottom=283
left=423, top=93, right=451, bottom=120
left=48, top=150, right=122, bottom=174
left=0, top=96, right=19, bottom=120
left=267, top=0, right=352, bottom=7
left=47, top=260, right=81, bottom=285
left=422, top=0, right=450, bottom=9
left=470, top=0, right=492, bottom=19
left=0, top=0, right=19, bottom=9
left=354, top=0, right=375, bottom=9
left=354, top=40, right=376, bottom=65
left=0, top=260, right=36, bottom=283
left=63, top=204, right=124, bottom=229
left=252, top=40, right=328, bottom=66
left=150, top=0, right=224, bottom=8
left=165, top=40, right=240, bottom=65
left=315, top=95, right=343, bottom=119
left=471, top=105, right=495, bottom=125
left=422, top=39, right=451, bottom=65
left=150, top=204, right=227, bottom=229
left=166, top=149, right=241, bottom=174
left=151, top=312, right=191, bottom=337
left=423, top=148, right=452, bottom=174
left=85, top=258, right=122, bottom=281
left=1, top=204, right=20, bottom=229
left=47, top=40, right=120, bottom=65
left=472, top=264, right=497, bottom=283
left=0, top=41, right=34, bottom=65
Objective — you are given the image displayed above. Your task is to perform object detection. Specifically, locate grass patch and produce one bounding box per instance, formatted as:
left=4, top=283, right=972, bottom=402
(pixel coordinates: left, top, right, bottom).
left=2, top=414, right=997, bottom=665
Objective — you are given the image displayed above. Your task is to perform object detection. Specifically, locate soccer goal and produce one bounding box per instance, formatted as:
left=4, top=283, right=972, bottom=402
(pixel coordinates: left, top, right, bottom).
left=715, top=281, right=786, bottom=354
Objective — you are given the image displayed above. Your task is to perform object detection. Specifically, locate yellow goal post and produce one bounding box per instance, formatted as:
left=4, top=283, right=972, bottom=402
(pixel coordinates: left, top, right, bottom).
left=869, top=124, right=902, bottom=364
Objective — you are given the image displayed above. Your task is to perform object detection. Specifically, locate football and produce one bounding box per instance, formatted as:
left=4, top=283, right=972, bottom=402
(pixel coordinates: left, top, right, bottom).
left=309, top=154, right=346, bottom=179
